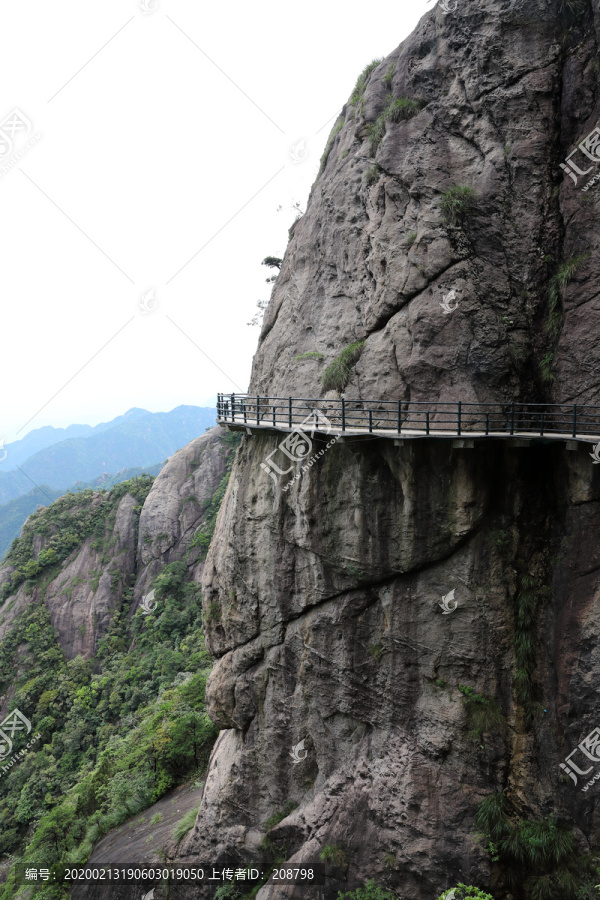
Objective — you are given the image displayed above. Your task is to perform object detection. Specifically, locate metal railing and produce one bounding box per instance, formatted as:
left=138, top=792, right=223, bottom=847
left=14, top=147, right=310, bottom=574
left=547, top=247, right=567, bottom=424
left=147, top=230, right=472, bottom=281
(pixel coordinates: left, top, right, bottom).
left=216, top=394, right=600, bottom=439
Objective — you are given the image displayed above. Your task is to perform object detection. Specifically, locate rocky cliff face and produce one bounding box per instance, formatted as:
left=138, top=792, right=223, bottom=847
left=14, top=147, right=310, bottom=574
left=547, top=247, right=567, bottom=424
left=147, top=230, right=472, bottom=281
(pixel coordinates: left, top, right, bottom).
left=182, top=1, right=600, bottom=898
left=252, top=0, right=599, bottom=409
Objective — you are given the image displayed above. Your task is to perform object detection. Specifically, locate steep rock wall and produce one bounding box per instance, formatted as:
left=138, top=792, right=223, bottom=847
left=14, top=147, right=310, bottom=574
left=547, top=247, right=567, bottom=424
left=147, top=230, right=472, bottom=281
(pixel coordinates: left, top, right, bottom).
left=190, top=1, right=600, bottom=898
left=251, top=0, right=600, bottom=408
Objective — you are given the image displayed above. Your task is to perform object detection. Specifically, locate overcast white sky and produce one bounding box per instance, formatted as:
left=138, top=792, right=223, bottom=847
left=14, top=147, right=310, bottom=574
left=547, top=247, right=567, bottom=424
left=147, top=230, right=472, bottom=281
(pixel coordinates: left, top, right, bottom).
left=1, top=0, right=434, bottom=442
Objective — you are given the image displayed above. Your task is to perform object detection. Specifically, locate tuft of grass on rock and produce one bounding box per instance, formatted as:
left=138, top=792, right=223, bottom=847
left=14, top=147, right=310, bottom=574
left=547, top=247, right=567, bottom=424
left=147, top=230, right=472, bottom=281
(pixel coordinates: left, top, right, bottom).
left=173, top=805, right=200, bottom=843
left=440, top=185, right=478, bottom=226
left=350, top=59, right=383, bottom=106
left=322, top=341, right=365, bottom=393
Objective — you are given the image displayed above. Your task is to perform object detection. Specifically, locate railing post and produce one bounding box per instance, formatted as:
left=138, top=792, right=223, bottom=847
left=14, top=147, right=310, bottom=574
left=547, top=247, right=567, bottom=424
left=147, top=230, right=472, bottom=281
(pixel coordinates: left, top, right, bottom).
left=572, top=404, right=577, bottom=438
left=272, top=403, right=276, bottom=427
left=369, top=410, right=373, bottom=433
left=243, top=400, right=247, bottom=424
left=457, top=401, right=462, bottom=436
left=485, top=413, right=489, bottom=436
left=397, top=400, right=401, bottom=433
left=426, top=411, right=430, bottom=435
left=342, top=398, right=346, bottom=432
left=230, top=393, right=235, bottom=422
left=288, top=397, right=292, bottom=428
left=256, top=395, right=260, bottom=426
left=510, top=402, right=515, bottom=435
left=540, top=412, right=545, bottom=436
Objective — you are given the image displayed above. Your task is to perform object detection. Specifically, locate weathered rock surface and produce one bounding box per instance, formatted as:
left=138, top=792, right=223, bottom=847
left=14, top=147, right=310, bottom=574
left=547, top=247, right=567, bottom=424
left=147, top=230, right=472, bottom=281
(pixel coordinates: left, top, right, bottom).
left=183, top=2, right=600, bottom=898
left=251, top=0, right=600, bottom=410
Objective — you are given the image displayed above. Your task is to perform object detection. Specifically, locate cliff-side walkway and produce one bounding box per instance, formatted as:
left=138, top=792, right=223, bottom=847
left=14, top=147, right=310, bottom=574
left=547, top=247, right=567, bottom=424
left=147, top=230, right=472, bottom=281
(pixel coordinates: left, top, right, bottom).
left=216, top=393, right=600, bottom=448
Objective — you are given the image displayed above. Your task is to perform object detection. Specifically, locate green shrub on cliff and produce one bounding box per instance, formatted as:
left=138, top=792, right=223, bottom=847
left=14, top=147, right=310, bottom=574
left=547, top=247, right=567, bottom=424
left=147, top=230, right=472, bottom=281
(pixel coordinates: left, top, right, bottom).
left=437, top=887, right=494, bottom=900
left=367, top=96, right=421, bottom=150
left=321, top=844, right=348, bottom=867
left=350, top=59, right=383, bottom=106
left=545, top=252, right=589, bottom=344
left=440, top=185, right=478, bottom=226
left=322, top=341, right=365, bottom=393
left=387, top=97, right=420, bottom=122
left=475, top=794, right=599, bottom=899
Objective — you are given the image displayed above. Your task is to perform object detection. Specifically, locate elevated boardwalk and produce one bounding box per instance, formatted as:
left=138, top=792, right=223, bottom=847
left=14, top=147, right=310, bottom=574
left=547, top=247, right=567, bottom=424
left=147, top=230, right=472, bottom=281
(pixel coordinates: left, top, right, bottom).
left=216, top=394, right=600, bottom=448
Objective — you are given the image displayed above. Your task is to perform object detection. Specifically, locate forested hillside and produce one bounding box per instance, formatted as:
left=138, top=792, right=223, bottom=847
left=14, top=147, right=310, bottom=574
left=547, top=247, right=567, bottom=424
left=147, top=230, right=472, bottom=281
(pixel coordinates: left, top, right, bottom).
left=0, top=429, right=240, bottom=899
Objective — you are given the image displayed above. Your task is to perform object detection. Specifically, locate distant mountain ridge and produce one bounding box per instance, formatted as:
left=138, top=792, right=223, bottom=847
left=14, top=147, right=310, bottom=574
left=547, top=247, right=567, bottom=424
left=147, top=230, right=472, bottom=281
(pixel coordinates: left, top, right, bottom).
left=0, top=405, right=216, bottom=505
left=0, top=408, right=151, bottom=471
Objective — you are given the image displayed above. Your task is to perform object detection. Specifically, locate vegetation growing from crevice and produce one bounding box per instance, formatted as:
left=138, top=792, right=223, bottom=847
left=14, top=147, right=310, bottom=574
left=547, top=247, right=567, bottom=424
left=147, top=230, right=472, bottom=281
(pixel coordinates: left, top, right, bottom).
left=317, top=117, right=345, bottom=181
left=382, top=63, right=395, bottom=85
left=264, top=799, right=297, bottom=831
left=440, top=185, right=478, bottom=226
left=387, top=97, right=421, bottom=122
left=189, top=431, right=242, bottom=558
left=365, top=164, right=381, bottom=185
left=294, top=351, right=324, bottom=361
left=458, top=684, right=505, bottom=741
left=173, top=803, right=201, bottom=843
left=475, top=793, right=599, bottom=899
left=320, top=844, right=348, bottom=867
left=541, top=253, right=589, bottom=382
left=322, top=342, right=365, bottom=393
left=511, top=573, right=550, bottom=721
left=367, top=96, right=421, bottom=150
left=350, top=59, right=383, bottom=108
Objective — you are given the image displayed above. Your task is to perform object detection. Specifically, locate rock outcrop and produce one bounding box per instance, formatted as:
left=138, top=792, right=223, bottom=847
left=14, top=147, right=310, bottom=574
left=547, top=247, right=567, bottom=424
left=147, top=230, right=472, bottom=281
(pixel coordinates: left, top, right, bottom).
left=0, top=427, right=232, bottom=667
left=251, top=0, right=600, bottom=410
left=181, top=2, right=600, bottom=898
